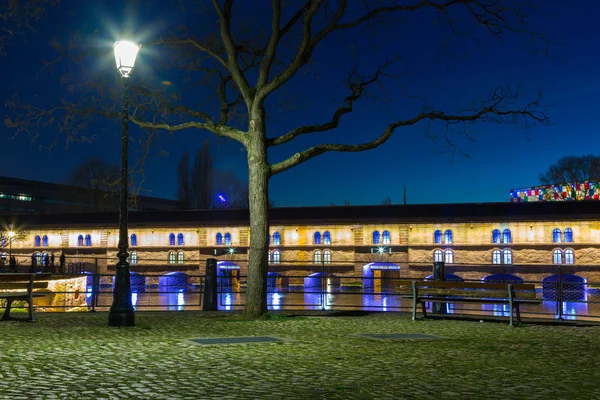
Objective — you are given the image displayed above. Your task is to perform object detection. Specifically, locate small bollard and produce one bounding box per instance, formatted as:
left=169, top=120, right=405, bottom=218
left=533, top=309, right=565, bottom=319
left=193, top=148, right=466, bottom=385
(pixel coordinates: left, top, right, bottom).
left=432, top=261, right=447, bottom=315
left=203, top=258, right=218, bottom=311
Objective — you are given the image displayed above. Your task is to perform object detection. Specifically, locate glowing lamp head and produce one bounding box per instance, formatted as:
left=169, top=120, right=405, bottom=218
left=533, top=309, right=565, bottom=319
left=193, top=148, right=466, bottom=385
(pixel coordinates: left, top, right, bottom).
left=378, top=246, right=385, bottom=254
left=113, top=40, right=140, bottom=77
left=8, top=231, right=15, bottom=238
left=218, top=195, right=226, bottom=203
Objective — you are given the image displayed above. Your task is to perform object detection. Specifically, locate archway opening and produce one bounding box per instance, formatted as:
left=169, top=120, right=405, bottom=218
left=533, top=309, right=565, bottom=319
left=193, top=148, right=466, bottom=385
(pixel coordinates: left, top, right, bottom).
left=363, top=262, right=400, bottom=291
left=217, top=261, right=241, bottom=292
left=483, top=274, right=524, bottom=284
left=542, top=274, right=586, bottom=301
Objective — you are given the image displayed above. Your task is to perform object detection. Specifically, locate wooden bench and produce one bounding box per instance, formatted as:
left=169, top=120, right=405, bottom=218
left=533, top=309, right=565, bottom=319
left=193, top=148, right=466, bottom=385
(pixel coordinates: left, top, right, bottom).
left=0, top=273, right=52, bottom=322
left=397, top=280, right=541, bottom=327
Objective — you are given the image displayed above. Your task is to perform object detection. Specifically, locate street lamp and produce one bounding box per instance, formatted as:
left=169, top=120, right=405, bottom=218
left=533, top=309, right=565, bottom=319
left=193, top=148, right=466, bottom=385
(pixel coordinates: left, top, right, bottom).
left=108, top=40, right=140, bottom=327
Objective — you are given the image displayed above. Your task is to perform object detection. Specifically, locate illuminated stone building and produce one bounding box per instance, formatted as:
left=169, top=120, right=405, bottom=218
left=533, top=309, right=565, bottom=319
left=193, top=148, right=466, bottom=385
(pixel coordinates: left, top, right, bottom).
left=1, top=201, right=599, bottom=282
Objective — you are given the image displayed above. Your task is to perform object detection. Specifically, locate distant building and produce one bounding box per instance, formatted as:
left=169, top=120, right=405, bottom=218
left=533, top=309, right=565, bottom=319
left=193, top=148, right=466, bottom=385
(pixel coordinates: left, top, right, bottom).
left=0, top=176, right=180, bottom=213
left=510, top=181, right=600, bottom=202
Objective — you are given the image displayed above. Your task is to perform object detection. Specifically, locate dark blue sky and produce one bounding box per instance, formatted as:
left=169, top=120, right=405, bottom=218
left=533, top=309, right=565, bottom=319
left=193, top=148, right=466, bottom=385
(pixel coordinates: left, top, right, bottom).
left=0, top=1, right=597, bottom=206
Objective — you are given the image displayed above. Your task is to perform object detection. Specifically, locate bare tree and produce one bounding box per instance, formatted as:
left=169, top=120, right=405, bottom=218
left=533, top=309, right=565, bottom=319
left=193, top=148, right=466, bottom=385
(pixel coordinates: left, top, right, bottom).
left=65, top=157, right=120, bottom=212
left=177, top=150, right=192, bottom=209
left=382, top=196, right=392, bottom=205
left=213, top=169, right=249, bottom=209
left=6, top=1, right=549, bottom=317
left=0, top=0, right=56, bottom=54
left=190, top=141, right=214, bottom=209
left=344, top=200, right=351, bottom=206
left=539, top=155, right=600, bottom=200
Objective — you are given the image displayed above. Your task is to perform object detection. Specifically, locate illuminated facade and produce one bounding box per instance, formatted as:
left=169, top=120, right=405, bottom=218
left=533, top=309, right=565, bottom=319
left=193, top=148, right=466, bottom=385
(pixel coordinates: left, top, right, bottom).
left=2, top=201, right=600, bottom=282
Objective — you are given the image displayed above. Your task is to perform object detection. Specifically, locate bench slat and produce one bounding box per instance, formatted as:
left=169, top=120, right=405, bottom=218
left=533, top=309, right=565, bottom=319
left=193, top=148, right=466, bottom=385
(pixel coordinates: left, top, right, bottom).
left=417, top=288, right=536, bottom=299
left=0, top=282, right=49, bottom=290
left=416, top=281, right=535, bottom=291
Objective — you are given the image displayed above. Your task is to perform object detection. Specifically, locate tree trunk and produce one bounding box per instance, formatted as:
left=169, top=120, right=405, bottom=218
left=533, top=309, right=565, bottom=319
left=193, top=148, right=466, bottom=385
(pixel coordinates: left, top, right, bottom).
left=244, top=136, right=270, bottom=318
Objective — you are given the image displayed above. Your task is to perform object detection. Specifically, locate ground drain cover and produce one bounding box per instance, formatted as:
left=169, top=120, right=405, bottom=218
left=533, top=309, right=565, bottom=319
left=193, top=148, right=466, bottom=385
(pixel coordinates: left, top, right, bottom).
left=189, top=336, right=284, bottom=346
left=360, top=333, right=445, bottom=340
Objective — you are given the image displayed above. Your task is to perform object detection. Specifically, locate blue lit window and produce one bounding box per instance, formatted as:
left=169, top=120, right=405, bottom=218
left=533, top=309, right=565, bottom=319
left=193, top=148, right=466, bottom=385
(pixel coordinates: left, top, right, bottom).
left=34, top=235, right=40, bottom=247
left=443, top=249, right=454, bottom=263
left=77, top=235, right=84, bottom=246
left=130, top=234, right=137, bottom=247
left=272, top=250, right=280, bottom=264
left=85, top=234, right=91, bottom=247
left=130, top=252, right=137, bottom=265
left=169, top=233, right=175, bottom=246
left=314, top=232, right=321, bottom=245
left=553, top=249, right=562, bottom=264
left=314, top=250, right=322, bottom=263
left=444, top=230, right=453, bottom=244
left=502, top=229, right=512, bottom=244
left=177, top=233, right=184, bottom=246
left=564, top=228, right=573, bottom=243
left=216, top=233, right=223, bottom=245
left=273, top=232, right=280, bottom=246
left=492, top=229, right=501, bottom=244
left=324, top=250, right=331, bottom=264
left=492, top=249, right=501, bottom=264
left=553, top=228, right=562, bottom=243
left=434, top=230, right=442, bottom=244
left=372, top=230, right=380, bottom=244
left=382, top=230, right=391, bottom=245
left=502, top=249, right=512, bottom=264
left=433, top=249, right=443, bottom=262
left=42, top=235, right=48, bottom=247
left=224, top=232, right=231, bottom=246
left=168, top=251, right=176, bottom=264
left=564, top=249, right=574, bottom=264
left=323, top=231, right=331, bottom=245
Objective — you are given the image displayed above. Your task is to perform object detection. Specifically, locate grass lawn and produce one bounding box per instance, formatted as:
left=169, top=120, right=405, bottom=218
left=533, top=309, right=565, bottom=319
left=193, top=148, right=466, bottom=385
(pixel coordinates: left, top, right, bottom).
left=0, top=312, right=598, bottom=399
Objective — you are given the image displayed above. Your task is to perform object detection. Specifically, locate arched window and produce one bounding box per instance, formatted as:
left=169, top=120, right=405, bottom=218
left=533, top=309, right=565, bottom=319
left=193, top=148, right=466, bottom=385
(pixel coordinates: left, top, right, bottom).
left=272, top=250, right=281, bottom=264
left=444, top=230, right=453, bottom=244
left=273, top=232, right=281, bottom=246
left=77, top=235, right=84, bottom=246
left=492, top=229, right=501, bottom=244
left=314, top=232, right=321, bottom=245
left=553, top=249, right=562, bottom=264
left=553, top=228, right=562, bottom=243
left=267, top=251, right=271, bottom=262
left=42, top=235, right=48, bottom=247
left=323, top=250, right=332, bottom=264
left=85, top=234, right=91, bottom=247
left=177, top=233, right=184, bottom=246
left=314, top=250, right=322, bottom=263
left=216, top=233, right=223, bottom=245
left=177, top=251, right=184, bottom=264
left=169, top=233, right=175, bottom=246
left=168, top=251, right=176, bottom=264
left=130, top=234, right=137, bottom=247
left=130, top=251, right=137, bottom=265
left=34, top=235, right=40, bottom=247
left=382, top=230, right=391, bottom=245
left=564, top=228, right=573, bottom=243
left=492, top=249, right=501, bottom=264
left=323, top=231, right=331, bottom=245
left=502, top=249, right=512, bottom=265
left=34, top=252, right=41, bottom=266
left=1, top=252, right=6, bottom=264
left=372, top=230, right=380, bottom=244
left=443, top=249, right=454, bottom=264
left=434, top=230, right=442, bottom=244
left=41, top=252, right=48, bottom=266
left=433, top=249, right=443, bottom=262
left=502, top=229, right=512, bottom=244
left=564, top=249, right=574, bottom=264
left=224, top=232, right=231, bottom=246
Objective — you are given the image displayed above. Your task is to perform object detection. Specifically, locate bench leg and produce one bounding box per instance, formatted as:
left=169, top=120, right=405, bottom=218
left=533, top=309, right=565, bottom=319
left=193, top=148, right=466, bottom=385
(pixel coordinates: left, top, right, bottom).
left=412, top=297, right=417, bottom=321
left=1, top=299, right=13, bottom=321
left=27, top=299, right=35, bottom=323
left=421, top=301, right=427, bottom=318
left=515, top=303, right=521, bottom=327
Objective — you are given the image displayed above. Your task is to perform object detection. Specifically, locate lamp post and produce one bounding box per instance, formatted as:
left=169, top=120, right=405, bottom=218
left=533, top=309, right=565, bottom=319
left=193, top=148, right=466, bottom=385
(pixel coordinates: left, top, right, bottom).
left=108, top=40, right=140, bottom=327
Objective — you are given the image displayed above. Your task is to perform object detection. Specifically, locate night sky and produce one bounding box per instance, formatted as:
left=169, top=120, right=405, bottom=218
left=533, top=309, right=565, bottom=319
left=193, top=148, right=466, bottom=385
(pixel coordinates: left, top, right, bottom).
left=0, top=1, right=597, bottom=207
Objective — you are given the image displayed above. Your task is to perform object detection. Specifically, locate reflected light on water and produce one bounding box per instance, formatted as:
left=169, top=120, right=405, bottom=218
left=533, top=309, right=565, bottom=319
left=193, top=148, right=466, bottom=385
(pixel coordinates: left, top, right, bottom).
left=177, top=291, right=185, bottom=311
left=270, top=292, right=282, bottom=310
left=131, top=292, right=138, bottom=310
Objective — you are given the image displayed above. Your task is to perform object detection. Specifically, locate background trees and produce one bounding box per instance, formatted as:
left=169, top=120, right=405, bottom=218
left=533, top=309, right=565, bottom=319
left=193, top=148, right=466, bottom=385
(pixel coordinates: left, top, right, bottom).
left=177, top=141, right=248, bottom=209
left=539, top=155, right=600, bottom=200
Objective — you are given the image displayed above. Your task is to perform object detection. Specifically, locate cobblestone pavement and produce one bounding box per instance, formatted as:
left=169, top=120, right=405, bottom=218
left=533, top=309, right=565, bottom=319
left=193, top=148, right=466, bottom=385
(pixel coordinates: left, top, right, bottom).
left=0, top=312, right=598, bottom=399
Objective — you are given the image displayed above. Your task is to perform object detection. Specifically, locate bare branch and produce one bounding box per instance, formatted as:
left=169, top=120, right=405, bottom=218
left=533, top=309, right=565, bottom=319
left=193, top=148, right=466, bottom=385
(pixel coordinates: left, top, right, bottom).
left=271, top=87, right=548, bottom=175
left=152, top=37, right=227, bottom=68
